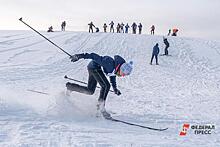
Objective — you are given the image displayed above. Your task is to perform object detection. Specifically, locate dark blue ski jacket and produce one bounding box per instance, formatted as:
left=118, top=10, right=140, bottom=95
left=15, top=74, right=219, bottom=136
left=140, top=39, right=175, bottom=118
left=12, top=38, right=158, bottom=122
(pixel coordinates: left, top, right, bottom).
left=152, top=44, right=160, bottom=55
left=77, top=53, right=126, bottom=89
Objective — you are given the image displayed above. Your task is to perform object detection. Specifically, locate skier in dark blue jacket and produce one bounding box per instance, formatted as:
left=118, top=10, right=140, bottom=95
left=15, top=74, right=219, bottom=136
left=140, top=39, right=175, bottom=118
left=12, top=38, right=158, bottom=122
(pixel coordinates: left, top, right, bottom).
left=150, top=43, right=160, bottom=65
left=66, top=53, right=133, bottom=118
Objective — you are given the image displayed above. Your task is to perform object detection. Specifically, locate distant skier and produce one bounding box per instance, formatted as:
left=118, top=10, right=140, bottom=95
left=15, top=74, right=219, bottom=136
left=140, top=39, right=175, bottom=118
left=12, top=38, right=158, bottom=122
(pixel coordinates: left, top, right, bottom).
left=172, top=28, right=178, bottom=36
left=120, top=23, right=124, bottom=33
left=138, top=23, right=142, bottom=34
left=150, top=43, right=160, bottom=65
left=47, top=26, right=53, bottom=32
left=116, top=23, right=121, bottom=33
left=163, top=37, right=170, bottom=55
left=103, top=23, right=107, bottom=32
left=167, top=29, right=171, bottom=36
left=88, top=22, right=95, bottom=33
left=125, top=23, right=129, bottom=33
left=131, top=22, right=137, bottom=34
left=150, top=25, right=155, bottom=35
left=66, top=53, right=133, bottom=118
left=109, top=21, right=114, bottom=33
left=61, top=21, right=66, bottom=31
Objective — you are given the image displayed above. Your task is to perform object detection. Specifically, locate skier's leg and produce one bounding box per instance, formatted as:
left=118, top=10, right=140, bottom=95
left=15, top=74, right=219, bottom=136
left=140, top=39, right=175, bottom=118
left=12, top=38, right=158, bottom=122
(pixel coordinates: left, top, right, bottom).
left=66, top=70, right=97, bottom=95
left=155, top=55, right=159, bottom=65
left=150, top=54, right=154, bottom=64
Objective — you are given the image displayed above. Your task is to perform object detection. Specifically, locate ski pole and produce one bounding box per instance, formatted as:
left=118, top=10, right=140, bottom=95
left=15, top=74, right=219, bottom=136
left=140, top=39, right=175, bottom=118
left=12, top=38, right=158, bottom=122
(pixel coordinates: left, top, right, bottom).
left=18, top=17, right=72, bottom=57
left=64, top=75, right=114, bottom=93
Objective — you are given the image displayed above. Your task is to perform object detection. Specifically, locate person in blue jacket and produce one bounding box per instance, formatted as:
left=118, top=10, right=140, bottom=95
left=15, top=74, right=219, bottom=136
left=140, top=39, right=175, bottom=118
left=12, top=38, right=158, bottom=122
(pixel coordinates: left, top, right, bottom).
left=66, top=53, right=133, bottom=118
left=150, top=43, right=160, bottom=65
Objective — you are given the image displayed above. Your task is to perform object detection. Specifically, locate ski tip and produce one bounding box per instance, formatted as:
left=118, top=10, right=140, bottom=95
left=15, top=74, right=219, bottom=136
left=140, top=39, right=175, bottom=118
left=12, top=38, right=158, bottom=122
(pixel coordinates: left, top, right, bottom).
left=64, top=75, right=68, bottom=79
left=19, top=17, right=22, bottom=21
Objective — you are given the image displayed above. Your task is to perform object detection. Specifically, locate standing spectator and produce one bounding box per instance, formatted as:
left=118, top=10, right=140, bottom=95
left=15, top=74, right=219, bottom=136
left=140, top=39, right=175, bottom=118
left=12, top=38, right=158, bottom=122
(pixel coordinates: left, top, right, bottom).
left=150, top=43, right=160, bottom=65
left=131, top=22, right=137, bottom=34
left=116, top=23, right=121, bottom=33
left=120, top=23, right=124, bottom=33
left=47, top=26, right=53, bottom=32
left=150, top=25, right=155, bottom=35
left=88, top=22, right=95, bottom=33
left=163, top=37, right=170, bottom=55
left=103, top=23, right=107, bottom=32
left=167, top=29, right=171, bottom=36
left=61, top=21, right=66, bottom=31
left=172, top=28, right=179, bottom=36
left=109, top=21, right=114, bottom=33
left=138, top=23, right=143, bottom=34
left=125, top=23, right=129, bottom=33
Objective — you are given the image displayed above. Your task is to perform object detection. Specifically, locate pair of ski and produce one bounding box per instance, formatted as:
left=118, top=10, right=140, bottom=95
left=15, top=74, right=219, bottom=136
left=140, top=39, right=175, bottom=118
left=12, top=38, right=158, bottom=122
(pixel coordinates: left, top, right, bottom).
left=103, top=115, right=168, bottom=131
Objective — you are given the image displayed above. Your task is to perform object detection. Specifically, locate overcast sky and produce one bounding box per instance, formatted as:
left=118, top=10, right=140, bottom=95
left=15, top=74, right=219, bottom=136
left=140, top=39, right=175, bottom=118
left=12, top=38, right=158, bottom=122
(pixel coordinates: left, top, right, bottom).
left=1, top=0, right=220, bottom=40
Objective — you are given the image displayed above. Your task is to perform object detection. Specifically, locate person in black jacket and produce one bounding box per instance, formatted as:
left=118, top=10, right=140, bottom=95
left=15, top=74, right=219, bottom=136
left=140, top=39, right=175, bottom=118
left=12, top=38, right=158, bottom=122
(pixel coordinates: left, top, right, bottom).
left=88, top=22, right=95, bottom=33
left=163, top=37, right=170, bottom=55
left=66, top=53, right=133, bottom=118
left=150, top=43, right=160, bottom=65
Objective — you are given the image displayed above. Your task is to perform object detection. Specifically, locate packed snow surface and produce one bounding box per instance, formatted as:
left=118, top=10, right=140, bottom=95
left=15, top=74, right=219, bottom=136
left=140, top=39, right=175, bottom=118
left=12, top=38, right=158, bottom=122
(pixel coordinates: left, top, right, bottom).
left=0, top=30, right=220, bottom=146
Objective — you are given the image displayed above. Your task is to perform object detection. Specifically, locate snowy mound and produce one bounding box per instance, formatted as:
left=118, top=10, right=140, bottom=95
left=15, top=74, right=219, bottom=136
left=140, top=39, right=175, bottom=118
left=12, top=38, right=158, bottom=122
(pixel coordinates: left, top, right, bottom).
left=0, top=30, right=220, bottom=146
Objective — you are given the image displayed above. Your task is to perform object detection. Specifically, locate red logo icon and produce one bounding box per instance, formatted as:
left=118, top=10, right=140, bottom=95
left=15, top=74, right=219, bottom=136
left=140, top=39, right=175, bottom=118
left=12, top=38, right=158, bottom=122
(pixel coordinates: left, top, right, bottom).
left=179, top=124, right=190, bottom=136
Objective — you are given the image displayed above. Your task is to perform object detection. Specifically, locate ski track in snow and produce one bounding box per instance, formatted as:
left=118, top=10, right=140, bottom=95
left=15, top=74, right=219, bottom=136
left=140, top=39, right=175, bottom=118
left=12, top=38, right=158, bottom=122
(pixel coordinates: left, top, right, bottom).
left=0, top=30, right=220, bottom=146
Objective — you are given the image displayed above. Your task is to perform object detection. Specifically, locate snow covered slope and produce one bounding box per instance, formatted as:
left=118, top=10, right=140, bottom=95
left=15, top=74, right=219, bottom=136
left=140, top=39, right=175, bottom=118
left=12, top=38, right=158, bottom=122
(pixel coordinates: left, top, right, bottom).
left=0, top=30, right=220, bottom=146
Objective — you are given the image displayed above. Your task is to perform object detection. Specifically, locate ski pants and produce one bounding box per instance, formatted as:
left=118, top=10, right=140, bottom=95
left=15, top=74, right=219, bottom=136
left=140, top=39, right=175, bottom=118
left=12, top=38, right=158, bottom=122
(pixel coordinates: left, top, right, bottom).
left=66, top=69, right=110, bottom=102
left=150, top=54, right=158, bottom=64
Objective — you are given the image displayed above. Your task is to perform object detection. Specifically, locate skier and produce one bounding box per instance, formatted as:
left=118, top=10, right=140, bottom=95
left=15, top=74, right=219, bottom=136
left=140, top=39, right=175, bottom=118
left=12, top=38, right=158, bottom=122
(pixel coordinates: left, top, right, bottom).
left=88, top=22, right=95, bottom=33
left=61, top=21, right=66, bottom=31
left=138, top=23, right=142, bottom=34
left=125, top=23, right=129, bottom=33
left=103, top=23, right=107, bottom=32
left=150, top=25, right=155, bottom=35
left=167, top=29, right=171, bottom=36
left=163, top=37, right=170, bottom=55
left=109, top=21, right=114, bottom=33
left=131, top=22, right=137, bottom=34
left=150, top=43, right=160, bottom=65
left=66, top=53, right=133, bottom=118
left=47, top=26, right=53, bottom=32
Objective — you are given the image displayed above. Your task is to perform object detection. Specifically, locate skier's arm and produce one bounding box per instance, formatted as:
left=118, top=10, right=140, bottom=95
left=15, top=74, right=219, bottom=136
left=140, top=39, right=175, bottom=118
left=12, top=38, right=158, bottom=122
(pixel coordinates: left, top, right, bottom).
left=110, top=76, right=121, bottom=96
left=70, top=53, right=104, bottom=65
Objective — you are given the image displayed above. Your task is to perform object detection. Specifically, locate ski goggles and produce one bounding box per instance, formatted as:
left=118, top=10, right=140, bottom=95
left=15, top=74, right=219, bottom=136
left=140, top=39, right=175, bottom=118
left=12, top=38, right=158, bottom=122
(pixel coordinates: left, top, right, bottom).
left=115, top=64, right=125, bottom=77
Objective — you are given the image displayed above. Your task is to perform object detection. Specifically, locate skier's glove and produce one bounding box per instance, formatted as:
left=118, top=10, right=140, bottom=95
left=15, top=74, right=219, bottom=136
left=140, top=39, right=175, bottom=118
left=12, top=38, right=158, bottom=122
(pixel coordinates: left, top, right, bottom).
left=70, top=54, right=79, bottom=62
left=114, top=88, right=121, bottom=96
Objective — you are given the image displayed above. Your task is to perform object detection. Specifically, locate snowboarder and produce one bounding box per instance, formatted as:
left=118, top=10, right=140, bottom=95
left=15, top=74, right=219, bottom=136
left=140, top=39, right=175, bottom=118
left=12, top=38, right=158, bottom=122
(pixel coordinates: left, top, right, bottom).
left=151, top=25, right=155, bottom=35
left=61, top=21, right=66, bottom=31
left=131, top=22, right=137, bottom=34
left=138, top=23, right=142, bottom=34
left=109, top=21, right=114, bottom=33
left=103, top=23, right=107, bottom=32
left=66, top=53, right=133, bottom=118
left=47, top=26, right=53, bottom=32
left=163, top=37, right=170, bottom=55
left=125, top=23, right=129, bottom=33
left=88, top=22, right=95, bottom=33
left=150, top=43, right=160, bottom=65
